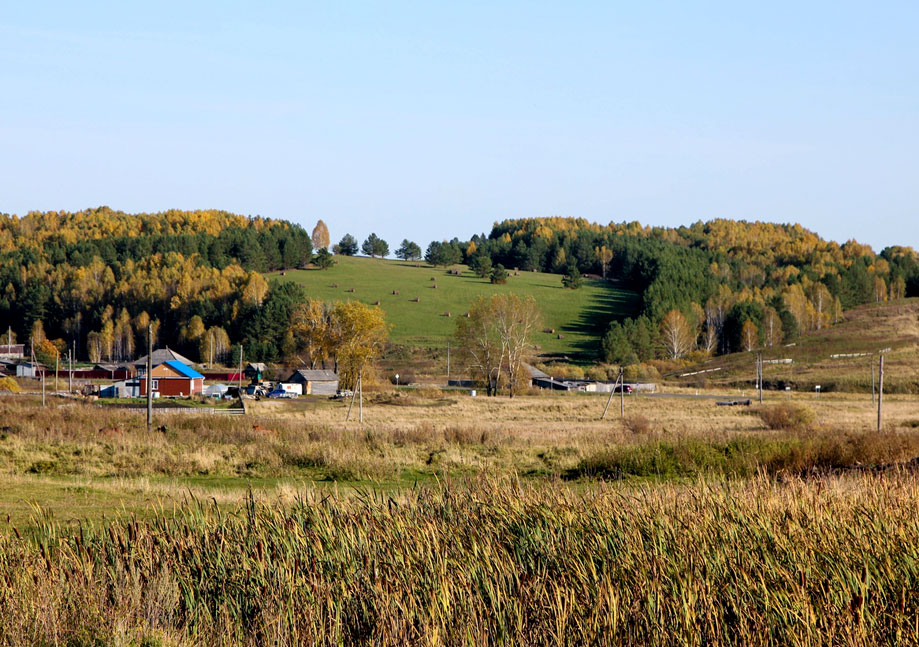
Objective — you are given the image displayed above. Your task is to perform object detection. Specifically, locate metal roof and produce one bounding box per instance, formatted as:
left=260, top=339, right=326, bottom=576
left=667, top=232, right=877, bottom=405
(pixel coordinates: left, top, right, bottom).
left=287, top=369, right=338, bottom=382
left=135, top=348, right=195, bottom=367
left=161, top=360, right=205, bottom=380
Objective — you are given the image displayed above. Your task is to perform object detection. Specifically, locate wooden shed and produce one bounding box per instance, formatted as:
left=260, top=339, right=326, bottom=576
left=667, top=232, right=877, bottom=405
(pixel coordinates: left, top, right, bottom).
left=284, top=369, right=339, bottom=396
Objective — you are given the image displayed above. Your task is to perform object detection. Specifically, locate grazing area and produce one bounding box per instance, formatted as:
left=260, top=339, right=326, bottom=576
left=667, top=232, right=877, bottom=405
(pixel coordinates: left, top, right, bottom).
left=270, top=255, right=640, bottom=357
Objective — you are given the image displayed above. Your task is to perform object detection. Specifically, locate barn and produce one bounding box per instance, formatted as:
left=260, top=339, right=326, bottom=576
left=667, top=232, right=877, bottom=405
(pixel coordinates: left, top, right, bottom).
left=139, top=361, right=204, bottom=397
left=285, top=369, right=339, bottom=395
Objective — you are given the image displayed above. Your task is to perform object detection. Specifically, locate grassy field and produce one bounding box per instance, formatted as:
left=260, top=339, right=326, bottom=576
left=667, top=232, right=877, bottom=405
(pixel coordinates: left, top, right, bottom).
left=5, top=388, right=919, bottom=644
left=269, top=255, right=640, bottom=358
left=675, top=298, right=919, bottom=393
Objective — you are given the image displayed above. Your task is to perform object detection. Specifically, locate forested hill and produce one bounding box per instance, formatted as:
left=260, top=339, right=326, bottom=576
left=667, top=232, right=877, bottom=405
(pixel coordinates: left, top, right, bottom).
left=3, top=208, right=918, bottom=368
left=0, top=207, right=311, bottom=272
left=465, top=218, right=919, bottom=362
left=0, top=207, right=312, bottom=365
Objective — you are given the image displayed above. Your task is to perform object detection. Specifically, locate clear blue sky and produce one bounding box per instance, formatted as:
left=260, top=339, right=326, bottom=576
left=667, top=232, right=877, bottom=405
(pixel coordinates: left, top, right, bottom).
left=1, top=2, right=916, bottom=251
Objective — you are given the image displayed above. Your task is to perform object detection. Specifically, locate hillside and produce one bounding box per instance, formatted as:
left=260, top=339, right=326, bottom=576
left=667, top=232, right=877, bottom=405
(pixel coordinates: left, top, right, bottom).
left=270, top=256, right=640, bottom=357
left=671, top=298, right=919, bottom=393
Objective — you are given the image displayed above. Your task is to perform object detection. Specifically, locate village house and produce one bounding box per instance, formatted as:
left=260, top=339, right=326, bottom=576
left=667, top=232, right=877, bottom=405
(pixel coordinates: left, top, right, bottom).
left=139, top=361, right=204, bottom=397
left=284, top=369, right=339, bottom=396
left=0, top=344, right=24, bottom=360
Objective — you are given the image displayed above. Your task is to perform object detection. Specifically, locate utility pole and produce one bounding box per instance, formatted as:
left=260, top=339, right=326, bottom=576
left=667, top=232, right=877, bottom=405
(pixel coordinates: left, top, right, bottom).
left=41, top=367, right=45, bottom=407
left=619, top=366, right=624, bottom=418
left=446, top=343, right=451, bottom=381
left=55, top=352, right=59, bottom=393
left=146, top=323, right=153, bottom=433
left=359, top=368, right=364, bottom=423
left=238, top=345, right=243, bottom=391
left=871, top=357, right=876, bottom=404
left=877, top=354, right=884, bottom=432
left=68, top=348, right=73, bottom=394
left=757, top=352, right=763, bottom=404
left=601, top=369, right=622, bottom=420
left=346, top=377, right=358, bottom=421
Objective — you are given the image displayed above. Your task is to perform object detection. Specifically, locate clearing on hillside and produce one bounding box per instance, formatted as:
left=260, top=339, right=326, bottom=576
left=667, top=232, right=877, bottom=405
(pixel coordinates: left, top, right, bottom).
left=270, top=256, right=639, bottom=357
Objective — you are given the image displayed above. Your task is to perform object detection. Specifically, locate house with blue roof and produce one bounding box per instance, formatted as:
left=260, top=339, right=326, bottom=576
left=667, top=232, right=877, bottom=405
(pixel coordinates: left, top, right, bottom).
left=140, top=360, right=205, bottom=398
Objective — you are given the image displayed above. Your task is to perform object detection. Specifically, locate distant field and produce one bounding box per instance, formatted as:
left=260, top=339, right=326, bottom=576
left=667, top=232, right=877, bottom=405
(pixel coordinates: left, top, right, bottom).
left=675, top=299, right=919, bottom=393
left=269, top=256, right=640, bottom=357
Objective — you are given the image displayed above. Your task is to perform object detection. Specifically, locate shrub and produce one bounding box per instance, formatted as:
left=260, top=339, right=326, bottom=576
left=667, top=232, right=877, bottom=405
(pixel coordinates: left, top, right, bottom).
left=758, top=403, right=815, bottom=432
left=0, top=377, right=20, bottom=392
left=585, top=366, right=608, bottom=382
left=622, top=415, right=653, bottom=435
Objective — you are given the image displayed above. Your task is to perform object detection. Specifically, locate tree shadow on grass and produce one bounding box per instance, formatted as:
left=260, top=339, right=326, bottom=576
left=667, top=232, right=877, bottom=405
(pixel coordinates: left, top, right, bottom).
left=559, top=279, right=641, bottom=360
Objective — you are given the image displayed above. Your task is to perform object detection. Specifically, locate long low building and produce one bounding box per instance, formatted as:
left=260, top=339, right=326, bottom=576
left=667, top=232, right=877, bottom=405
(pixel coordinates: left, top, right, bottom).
left=285, top=369, right=339, bottom=395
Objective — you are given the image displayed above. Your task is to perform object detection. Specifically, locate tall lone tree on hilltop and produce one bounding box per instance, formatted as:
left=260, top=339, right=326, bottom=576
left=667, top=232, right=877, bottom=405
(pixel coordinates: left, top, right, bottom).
left=311, top=220, right=330, bottom=251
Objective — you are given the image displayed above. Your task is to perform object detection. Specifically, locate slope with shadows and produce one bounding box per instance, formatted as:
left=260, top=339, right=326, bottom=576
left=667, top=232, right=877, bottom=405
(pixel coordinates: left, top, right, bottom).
left=270, top=256, right=639, bottom=358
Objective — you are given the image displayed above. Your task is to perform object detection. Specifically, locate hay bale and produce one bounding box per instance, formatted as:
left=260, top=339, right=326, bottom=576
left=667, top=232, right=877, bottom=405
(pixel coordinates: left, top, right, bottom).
left=331, top=282, right=339, bottom=288
left=444, top=312, right=451, bottom=317
left=392, top=289, right=399, bottom=295
left=431, top=284, right=437, bottom=289
left=346, top=288, right=354, bottom=293
left=430, top=277, right=436, bottom=281
left=413, top=297, right=421, bottom=302
left=374, top=300, right=381, bottom=306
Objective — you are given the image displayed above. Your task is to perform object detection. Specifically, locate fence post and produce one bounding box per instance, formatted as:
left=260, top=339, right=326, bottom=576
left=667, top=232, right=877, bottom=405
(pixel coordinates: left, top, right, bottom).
left=877, top=354, right=884, bottom=432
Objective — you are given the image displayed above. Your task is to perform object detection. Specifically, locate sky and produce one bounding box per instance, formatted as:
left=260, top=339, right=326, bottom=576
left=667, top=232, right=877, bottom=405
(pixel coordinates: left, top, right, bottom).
left=1, top=1, right=916, bottom=252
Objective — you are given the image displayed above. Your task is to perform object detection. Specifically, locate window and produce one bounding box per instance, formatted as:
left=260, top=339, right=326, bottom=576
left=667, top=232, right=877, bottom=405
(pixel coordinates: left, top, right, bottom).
left=152, top=379, right=159, bottom=391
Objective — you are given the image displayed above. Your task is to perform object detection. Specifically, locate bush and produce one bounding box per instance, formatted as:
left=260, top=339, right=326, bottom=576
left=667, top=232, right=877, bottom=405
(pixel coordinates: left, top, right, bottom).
left=622, top=415, right=653, bottom=435
left=758, top=403, right=815, bottom=432
left=0, top=377, right=20, bottom=392
left=585, top=366, right=608, bottom=382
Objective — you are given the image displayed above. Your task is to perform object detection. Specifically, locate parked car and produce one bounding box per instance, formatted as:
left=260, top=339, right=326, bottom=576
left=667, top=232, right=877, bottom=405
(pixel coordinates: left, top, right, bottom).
left=267, top=389, right=297, bottom=399
left=613, top=384, right=633, bottom=394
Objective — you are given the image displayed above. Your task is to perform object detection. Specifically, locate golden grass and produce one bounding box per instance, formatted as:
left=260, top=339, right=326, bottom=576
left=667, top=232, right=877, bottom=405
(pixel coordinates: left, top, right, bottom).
left=5, top=473, right=919, bottom=645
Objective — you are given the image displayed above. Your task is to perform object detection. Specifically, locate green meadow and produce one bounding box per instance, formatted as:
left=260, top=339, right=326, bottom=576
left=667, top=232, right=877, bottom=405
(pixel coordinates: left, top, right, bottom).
left=270, top=256, right=640, bottom=357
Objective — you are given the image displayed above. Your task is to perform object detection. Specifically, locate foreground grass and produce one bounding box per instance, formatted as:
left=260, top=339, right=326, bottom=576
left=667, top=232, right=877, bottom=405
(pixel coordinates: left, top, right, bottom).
left=4, top=474, right=919, bottom=645
left=270, top=255, right=640, bottom=356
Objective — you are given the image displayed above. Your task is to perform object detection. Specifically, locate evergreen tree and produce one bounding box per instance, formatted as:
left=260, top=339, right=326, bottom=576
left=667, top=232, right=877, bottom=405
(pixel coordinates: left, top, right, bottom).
left=490, top=264, right=508, bottom=285
left=336, top=234, right=359, bottom=256
left=425, top=241, right=462, bottom=266
left=396, top=239, right=422, bottom=261
left=362, top=233, right=389, bottom=258
left=314, top=248, right=335, bottom=270
left=561, top=264, right=583, bottom=289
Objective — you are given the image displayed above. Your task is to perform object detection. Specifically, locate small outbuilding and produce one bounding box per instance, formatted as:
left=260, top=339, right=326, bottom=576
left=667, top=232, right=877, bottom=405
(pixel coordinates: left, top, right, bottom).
left=100, top=379, right=141, bottom=399
left=244, top=363, right=267, bottom=383
left=284, top=369, right=339, bottom=396
left=16, top=362, right=45, bottom=378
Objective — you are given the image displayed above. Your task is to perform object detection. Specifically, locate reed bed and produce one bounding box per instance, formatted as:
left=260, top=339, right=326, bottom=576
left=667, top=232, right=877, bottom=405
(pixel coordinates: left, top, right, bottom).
left=4, top=474, right=919, bottom=646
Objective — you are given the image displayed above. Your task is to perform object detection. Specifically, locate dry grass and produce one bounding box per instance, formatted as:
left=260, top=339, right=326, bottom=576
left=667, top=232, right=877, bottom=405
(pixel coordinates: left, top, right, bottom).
left=6, top=474, right=919, bottom=645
